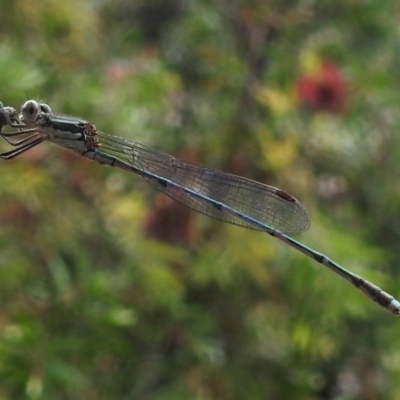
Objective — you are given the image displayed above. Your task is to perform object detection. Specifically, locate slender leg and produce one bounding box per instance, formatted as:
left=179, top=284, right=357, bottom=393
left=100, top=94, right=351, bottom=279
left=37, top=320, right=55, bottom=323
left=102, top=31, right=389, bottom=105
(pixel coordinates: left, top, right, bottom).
left=1, top=131, right=41, bottom=147
left=1, top=128, right=39, bottom=137
left=0, top=137, right=44, bottom=160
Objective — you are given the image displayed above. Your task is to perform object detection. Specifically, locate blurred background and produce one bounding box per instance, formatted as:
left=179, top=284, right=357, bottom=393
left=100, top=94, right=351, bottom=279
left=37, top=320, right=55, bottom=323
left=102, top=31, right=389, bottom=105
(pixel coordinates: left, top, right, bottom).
left=0, top=0, right=399, bottom=399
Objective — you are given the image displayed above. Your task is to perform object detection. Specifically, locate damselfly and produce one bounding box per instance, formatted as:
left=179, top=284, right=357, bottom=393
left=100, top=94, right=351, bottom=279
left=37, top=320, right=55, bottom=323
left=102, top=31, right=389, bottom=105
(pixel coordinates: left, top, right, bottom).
left=0, top=100, right=399, bottom=315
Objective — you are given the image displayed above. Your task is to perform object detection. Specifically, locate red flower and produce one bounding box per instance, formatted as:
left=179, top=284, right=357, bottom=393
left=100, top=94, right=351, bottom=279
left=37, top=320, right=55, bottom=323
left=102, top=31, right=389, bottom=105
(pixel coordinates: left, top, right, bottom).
left=297, top=61, right=347, bottom=114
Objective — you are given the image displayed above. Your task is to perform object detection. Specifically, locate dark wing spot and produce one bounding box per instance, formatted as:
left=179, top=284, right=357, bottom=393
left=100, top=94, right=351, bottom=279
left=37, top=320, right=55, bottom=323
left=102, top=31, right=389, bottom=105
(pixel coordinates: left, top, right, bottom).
left=276, top=189, right=295, bottom=202
left=212, top=202, right=223, bottom=211
left=157, top=178, right=168, bottom=188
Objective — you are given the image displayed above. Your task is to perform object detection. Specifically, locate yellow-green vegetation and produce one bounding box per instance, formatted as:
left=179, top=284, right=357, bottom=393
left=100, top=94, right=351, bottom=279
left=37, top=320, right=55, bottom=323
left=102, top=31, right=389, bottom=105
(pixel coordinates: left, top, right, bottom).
left=0, top=1, right=399, bottom=399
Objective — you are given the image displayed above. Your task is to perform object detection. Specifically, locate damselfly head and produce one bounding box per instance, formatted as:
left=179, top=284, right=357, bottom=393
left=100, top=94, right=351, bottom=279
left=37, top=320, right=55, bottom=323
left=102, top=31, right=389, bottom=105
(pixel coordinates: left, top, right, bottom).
left=40, top=103, right=52, bottom=114
left=20, top=100, right=40, bottom=124
left=20, top=100, right=52, bottom=124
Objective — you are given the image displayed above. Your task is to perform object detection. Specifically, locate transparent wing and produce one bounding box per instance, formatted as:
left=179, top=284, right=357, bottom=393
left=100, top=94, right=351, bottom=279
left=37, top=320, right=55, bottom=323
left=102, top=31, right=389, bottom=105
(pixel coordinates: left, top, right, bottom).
left=98, top=132, right=310, bottom=234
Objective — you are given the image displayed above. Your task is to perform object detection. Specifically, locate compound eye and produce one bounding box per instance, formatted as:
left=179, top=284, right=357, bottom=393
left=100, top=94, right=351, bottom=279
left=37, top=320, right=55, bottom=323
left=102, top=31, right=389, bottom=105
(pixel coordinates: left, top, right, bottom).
left=40, top=103, right=52, bottom=114
left=21, top=100, right=40, bottom=123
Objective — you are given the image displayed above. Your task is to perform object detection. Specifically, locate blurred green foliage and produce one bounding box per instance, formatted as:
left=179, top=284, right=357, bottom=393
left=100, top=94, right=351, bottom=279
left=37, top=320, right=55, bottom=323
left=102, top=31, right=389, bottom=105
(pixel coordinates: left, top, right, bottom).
left=0, top=0, right=400, bottom=399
